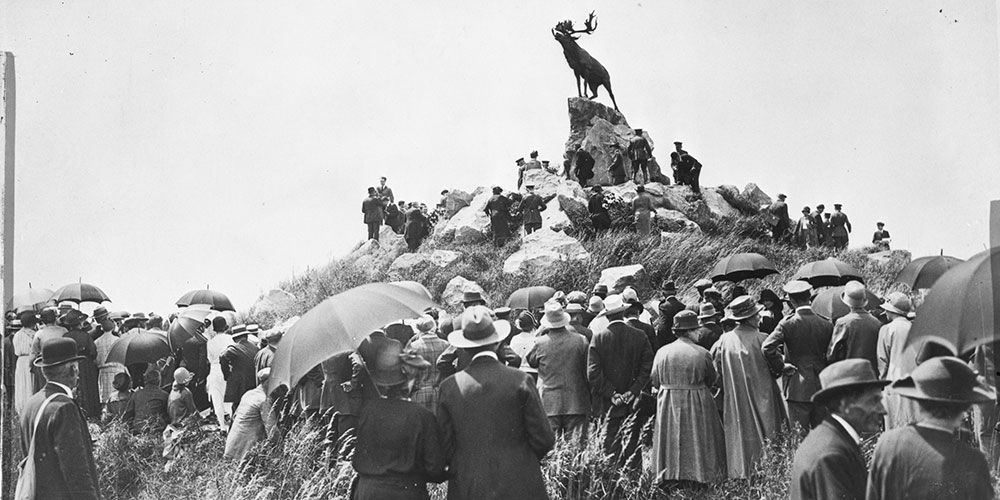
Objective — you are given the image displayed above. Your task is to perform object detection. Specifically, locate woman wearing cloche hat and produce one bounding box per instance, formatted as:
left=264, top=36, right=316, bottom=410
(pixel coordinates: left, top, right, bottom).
left=867, top=356, right=995, bottom=500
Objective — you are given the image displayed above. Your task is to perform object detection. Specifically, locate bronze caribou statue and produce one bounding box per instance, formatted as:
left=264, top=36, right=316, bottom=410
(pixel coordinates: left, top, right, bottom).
left=552, top=12, right=618, bottom=111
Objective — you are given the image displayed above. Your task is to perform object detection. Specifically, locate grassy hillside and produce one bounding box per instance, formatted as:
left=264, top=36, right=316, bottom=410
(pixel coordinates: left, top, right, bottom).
left=2, top=212, right=914, bottom=500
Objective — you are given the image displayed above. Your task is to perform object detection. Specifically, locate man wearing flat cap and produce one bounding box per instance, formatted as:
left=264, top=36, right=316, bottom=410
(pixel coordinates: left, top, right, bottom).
left=437, top=306, right=555, bottom=500
left=20, top=338, right=101, bottom=499
left=867, top=357, right=995, bottom=500
left=791, top=359, right=888, bottom=500
left=762, top=280, right=833, bottom=433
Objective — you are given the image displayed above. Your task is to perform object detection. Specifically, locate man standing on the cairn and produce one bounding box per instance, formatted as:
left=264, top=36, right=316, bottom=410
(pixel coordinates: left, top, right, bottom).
left=361, top=187, right=384, bottom=242
left=575, top=148, right=596, bottom=187
left=681, top=144, right=703, bottom=193
left=515, top=157, right=527, bottom=188
left=794, top=206, right=819, bottom=248
left=628, top=129, right=653, bottom=184
left=525, top=150, right=542, bottom=171
left=375, top=176, right=394, bottom=205
left=811, top=204, right=829, bottom=246
left=518, top=184, right=547, bottom=235
left=872, top=222, right=891, bottom=250
left=767, top=194, right=790, bottom=242
left=587, top=295, right=654, bottom=469
left=608, top=143, right=627, bottom=186
left=484, top=186, right=513, bottom=246
left=588, top=186, right=611, bottom=231
left=632, top=185, right=655, bottom=236
left=403, top=201, right=430, bottom=251
left=830, top=203, right=852, bottom=249
left=762, top=280, right=833, bottom=434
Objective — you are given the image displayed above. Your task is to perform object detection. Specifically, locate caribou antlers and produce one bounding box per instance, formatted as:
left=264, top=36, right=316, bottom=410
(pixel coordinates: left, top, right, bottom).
left=554, top=11, right=598, bottom=38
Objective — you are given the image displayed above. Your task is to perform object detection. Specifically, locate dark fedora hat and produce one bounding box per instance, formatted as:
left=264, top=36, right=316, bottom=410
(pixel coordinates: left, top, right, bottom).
left=92, top=306, right=110, bottom=320
left=61, top=309, right=89, bottom=327
left=34, top=338, right=85, bottom=368
left=461, top=291, right=486, bottom=305
left=661, top=281, right=677, bottom=294
left=672, top=310, right=700, bottom=331
left=448, top=305, right=511, bottom=349
left=891, top=356, right=994, bottom=404
left=812, top=359, right=890, bottom=403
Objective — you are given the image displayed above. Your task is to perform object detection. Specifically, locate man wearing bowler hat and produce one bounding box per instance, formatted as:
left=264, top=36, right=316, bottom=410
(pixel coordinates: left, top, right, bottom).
left=867, top=357, right=995, bottom=500
left=20, top=338, right=101, bottom=499
left=828, top=281, right=881, bottom=373
left=437, top=306, right=555, bottom=500
left=790, top=359, right=888, bottom=500
left=762, top=280, right=833, bottom=433
left=694, top=303, right=723, bottom=350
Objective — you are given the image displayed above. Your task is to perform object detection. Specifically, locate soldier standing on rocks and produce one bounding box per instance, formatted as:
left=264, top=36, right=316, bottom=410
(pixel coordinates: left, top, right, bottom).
left=484, top=186, right=514, bottom=246
left=830, top=203, right=852, bottom=249
left=515, top=157, right=527, bottom=189
left=518, top=185, right=548, bottom=235
left=628, top=129, right=652, bottom=184
left=767, top=194, right=790, bottom=242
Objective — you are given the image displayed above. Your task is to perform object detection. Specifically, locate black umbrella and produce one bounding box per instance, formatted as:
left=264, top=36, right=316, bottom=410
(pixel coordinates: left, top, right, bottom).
left=711, top=253, right=778, bottom=283
left=792, top=257, right=864, bottom=288
left=507, top=286, right=557, bottom=310
left=906, top=247, right=998, bottom=357
left=175, top=288, right=235, bottom=312
left=50, top=282, right=110, bottom=304
left=107, top=329, right=172, bottom=365
left=894, top=253, right=964, bottom=290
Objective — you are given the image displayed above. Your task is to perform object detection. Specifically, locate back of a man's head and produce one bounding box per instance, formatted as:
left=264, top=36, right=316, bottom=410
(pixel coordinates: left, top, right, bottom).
left=212, top=316, right=228, bottom=333
left=42, top=361, right=78, bottom=386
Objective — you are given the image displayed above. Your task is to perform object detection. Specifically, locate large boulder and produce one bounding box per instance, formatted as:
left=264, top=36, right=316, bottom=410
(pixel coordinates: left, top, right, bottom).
left=540, top=206, right=573, bottom=232
left=742, top=183, right=772, bottom=208
left=604, top=181, right=639, bottom=204
left=442, top=276, right=485, bottom=308
left=440, top=189, right=474, bottom=218
left=655, top=208, right=701, bottom=233
left=389, top=252, right=430, bottom=273
left=503, top=229, right=590, bottom=274
left=434, top=187, right=491, bottom=244
left=700, top=187, right=737, bottom=218
left=563, top=97, right=670, bottom=186
left=347, top=225, right=408, bottom=272
left=429, top=249, right=462, bottom=268
left=598, top=264, right=649, bottom=294
left=520, top=169, right=589, bottom=221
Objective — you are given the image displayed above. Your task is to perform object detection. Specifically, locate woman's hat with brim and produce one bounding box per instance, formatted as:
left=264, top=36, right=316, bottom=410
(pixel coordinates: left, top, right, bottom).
left=880, top=292, right=912, bottom=317
left=587, top=296, right=605, bottom=314
left=566, top=303, right=586, bottom=314
left=672, top=310, right=700, bottom=331
left=173, top=367, right=193, bottom=385
left=757, top=289, right=781, bottom=306
left=34, top=338, right=85, bottom=368
left=697, top=303, right=719, bottom=320
left=539, top=301, right=570, bottom=329
left=61, top=309, right=90, bottom=328
left=812, top=359, right=891, bottom=403
left=448, top=305, right=512, bottom=349
left=724, top=296, right=764, bottom=321
left=891, top=356, right=995, bottom=404
left=597, top=295, right=630, bottom=317
left=840, top=281, right=868, bottom=309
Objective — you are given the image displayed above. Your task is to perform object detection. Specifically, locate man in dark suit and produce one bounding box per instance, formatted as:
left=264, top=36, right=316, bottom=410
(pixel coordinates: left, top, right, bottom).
left=20, top=338, right=100, bottom=500
left=588, top=186, right=611, bottom=231
left=438, top=306, right=555, bottom=500
left=362, top=187, right=384, bottom=241
left=791, top=359, right=888, bottom=500
left=517, top=185, right=548, bottom=235
left=221, top=325, right=260, bottom=413
left=588, top=295, right=654, bottom=468
left=762, top=280, right=833, bottom=433
left=768, top=194, right=790, bottom=242
left=654, top=281, right=685, bottom=348
left=829, top=203, right=852, bottom=249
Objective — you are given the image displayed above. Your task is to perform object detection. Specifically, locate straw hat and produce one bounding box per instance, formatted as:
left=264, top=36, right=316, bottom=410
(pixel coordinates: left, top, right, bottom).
left=697, top=303, right=719, bottom=321
left=841, top=281, right=868, bottom=309
left=587, top=296, right=605, bottom=314
left=448, top=306, right=512, bottom=349
left=597, top=295, right=630, bottom=317
left=724, top=296, right=763, bottom=321
left=672, top=310, right=700, bottom=331
left=880, top=292, right=912, bottom=316
left=539, top=302, right=570, bottom=329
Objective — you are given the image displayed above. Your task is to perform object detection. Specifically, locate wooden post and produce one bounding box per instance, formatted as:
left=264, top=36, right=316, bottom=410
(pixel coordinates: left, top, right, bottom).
left=1, top=52, right=14, bottom=316
left=990, top=201, right=999, bottom=388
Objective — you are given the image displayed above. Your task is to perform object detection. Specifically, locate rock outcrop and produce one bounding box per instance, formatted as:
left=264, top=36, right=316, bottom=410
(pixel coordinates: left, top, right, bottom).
left=503, top=229, right=591, bottom=274
left=442, top=276, right=484, bottom=308
left=742, top=183, right=772, bottom=208
left=434, top=187, right=491, bottom=244
left=346, top=226, right=408, bottom=272
left=440, top=189, right=474, bottom=218
left=597, top=264, right=649, bottom=294
left=389, top=249, right=464, bottom=274
left=563, top=98, right=670, bottom=186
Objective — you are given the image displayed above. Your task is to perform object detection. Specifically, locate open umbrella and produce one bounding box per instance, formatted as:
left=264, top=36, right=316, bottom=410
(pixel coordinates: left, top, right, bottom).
left=269, top=282, right=439, bottom=391
left=9, top=286, right=54, bottom=312
left=106, top=329, right=172, bottom=365
left=895, top=254, right=964, bottom=290
left=389, top=281, right=433, bottom=301
left=167, top=305, right=214, bottom=349
left=50, top=282, right=110, bottom=304
left=711, top=253, right=778, bottom=283
left=793, top=257, right=864, bottom=287
left=506, top=286, right=557, bottom=310
left=811, top=285, right=882, bottom=323
left=175, top=289, right=235, bottom=312
left=906, top=247, right=998, bottom=357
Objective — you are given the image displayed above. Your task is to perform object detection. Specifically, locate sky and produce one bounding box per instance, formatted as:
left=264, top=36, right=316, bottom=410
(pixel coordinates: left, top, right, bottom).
left=2, top=1, right=999, bottom=314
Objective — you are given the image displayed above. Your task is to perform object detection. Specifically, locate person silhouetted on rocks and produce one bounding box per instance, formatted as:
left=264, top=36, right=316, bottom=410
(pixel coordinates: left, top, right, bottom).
left=525, top=150, right=542, bottom=171
left=767, top=194, right=790, bottom=242
left=575, top=148, right=595, bottom=188
left=872, top=222, right=891, bottom=250
left=518, top=185, right=547, bottom=235
left=830, top=203, right=852, bottom=249
left=362, top=187, right=384, bottom=242
left=588, top=186, right=611, bottom=231
left=375, top=176, right=394, bottom=205
left=628, top=129, right=653, bottom=184
left=484, top=186, right=513, bottom=246
left=608, top=144, right=627, bottom=186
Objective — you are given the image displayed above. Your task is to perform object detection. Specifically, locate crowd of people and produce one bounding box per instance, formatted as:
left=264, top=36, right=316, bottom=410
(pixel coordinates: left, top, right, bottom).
left=5, top=265, right=996, bottom=499
left=361, top=176, right=435, bottom=250
left=764, top=197, right=893, bottom=251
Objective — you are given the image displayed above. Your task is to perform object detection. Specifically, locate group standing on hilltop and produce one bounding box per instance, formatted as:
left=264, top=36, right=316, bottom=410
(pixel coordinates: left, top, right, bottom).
left=361, top=176, right=434, bottom=251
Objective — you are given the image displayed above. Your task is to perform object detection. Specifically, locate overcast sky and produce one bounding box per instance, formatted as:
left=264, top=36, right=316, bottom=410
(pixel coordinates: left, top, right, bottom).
left=3, top=1, right=998, bottom=314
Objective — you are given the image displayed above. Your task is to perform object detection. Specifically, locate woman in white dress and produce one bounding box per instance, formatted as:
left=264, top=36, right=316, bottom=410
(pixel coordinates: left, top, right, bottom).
left=206, top=317, right=235, bottom=429
left=12, top=313, right=38, bottom=414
